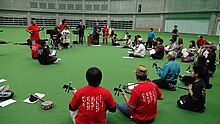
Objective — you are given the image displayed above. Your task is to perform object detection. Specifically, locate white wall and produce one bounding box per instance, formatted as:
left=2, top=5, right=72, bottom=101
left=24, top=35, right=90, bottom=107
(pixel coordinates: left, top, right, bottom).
left=165, top=19, right=209, bottom=34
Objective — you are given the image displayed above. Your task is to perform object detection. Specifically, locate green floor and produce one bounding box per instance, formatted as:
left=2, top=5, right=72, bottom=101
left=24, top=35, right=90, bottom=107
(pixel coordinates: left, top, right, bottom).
left=0, top=27, right=220, bottom=124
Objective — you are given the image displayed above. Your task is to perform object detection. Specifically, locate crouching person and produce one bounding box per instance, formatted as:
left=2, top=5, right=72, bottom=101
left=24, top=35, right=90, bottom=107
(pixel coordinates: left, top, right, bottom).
left=177, top=65, right=206, bottom=113
left=69, top=67, right=116, bottom=124
left=37, top=40, right=61, bottom=65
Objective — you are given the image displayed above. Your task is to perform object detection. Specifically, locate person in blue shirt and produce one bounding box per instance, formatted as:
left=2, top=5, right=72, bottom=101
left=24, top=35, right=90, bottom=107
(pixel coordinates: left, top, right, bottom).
left=152, top=51, right=181, bottom=91
left=145, top=28, right=155, bottom=48
left=148, top=28, right=155, bottom=39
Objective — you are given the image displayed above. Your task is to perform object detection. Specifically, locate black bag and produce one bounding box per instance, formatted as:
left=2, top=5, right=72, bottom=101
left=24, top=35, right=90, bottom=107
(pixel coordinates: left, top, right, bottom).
left=0, top=85, right=14, bottom=101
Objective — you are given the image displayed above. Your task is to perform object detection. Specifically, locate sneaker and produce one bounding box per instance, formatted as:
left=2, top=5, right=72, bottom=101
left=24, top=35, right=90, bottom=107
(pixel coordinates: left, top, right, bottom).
left=57, top=58, right=62, bottom=61
left=53, top=59, right=59, bottom=64
left=150, top=57, right=153, bottom=60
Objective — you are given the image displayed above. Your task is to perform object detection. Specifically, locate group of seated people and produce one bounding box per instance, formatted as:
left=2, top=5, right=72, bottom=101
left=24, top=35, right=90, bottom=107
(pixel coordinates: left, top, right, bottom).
left=68, top=60, right=209, bottom=123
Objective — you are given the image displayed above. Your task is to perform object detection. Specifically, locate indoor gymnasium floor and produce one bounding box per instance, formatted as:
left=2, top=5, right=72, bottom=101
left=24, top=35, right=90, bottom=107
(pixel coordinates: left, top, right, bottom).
left=0, top=27, right=220, bottom=124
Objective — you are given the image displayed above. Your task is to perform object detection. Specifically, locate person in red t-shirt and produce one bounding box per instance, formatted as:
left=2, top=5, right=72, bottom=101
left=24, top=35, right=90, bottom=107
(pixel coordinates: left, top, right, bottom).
left=26, top=20, right=44, bottom=45
left=59, top=19, right=68, bottom=32
left=117, top=65, right=163, bottom=124
left=69, top=67, right=116, bottom=124
left=102, top=25, right=109, bottom=44
left=31, top=42, right=41, bottom=59
left=196, top=35, right=207, bottom=48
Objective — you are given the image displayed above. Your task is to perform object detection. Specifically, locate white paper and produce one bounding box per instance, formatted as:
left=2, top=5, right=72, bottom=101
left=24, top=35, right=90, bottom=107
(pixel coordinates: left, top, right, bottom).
left=122, top=56, right=134, bottom=59
left=127, top=83, right=138, bottom=90
left=92, top=45, right=101, bottom=47
left=116, top=46, right=123, bottom=48
left=0, top=79, right=7, bottom=83
left=23, top=93, right=45, bottom=104
left=51, top=50, right=56, bottom=56
left=0, top=99, right=16, bottom=108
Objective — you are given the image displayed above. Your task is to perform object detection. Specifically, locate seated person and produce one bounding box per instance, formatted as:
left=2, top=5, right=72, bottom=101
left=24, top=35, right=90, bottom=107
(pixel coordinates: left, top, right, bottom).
left=123, top=35, right=132, bottom=48
left=174, top=38, right=184, bottom=58
left=111, top=34, right=120, bottom=46
left=61, top=26, right=71, bottom=49
left=129, top=38, right=146, bottom=58
left=181, top=40, right=196, bottom=62
left=164, top=39, right=177, bottom=54
left=196, top=35, right=207, bottom=48
left=145, top=37, right=154, bottom=49
left=179, top=55, right=213, bottom=89
left=37, top=40, right=60, bottom=65
left=116, top=65, right=163, bottom=124
left=206, top=45, right=217, bottom=77
left=50, top=26, right=62, bottom=50
left=31, top=41, right=41, bottom=59
left=152, top=51, right=180, bottom=91
left=132, top=35, right=141, bottom=49
left=69, top=67, right=116, bottom=124
left=150, top=37, right=164, bottom=60
left=177, top=65, right=206, bottom=113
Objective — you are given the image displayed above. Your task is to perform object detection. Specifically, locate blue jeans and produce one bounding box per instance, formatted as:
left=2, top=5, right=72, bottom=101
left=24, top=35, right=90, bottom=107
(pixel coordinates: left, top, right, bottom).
left=116, top=102, right=131, bottom=117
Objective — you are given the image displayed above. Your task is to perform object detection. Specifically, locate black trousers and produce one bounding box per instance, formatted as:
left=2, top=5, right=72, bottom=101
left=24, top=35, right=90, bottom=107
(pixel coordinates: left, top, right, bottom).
left=152, top=79, right=177, bottom=90
left=150, top=54, right=163, bottom=59
left=79, top=34, right=84, bottom=44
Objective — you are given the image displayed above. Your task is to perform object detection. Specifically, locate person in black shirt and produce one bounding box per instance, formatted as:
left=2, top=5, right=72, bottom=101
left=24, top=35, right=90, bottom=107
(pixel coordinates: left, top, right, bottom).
left=206, top=45, right=216, bottom=77
left=38, top=40, right=60, bottom=65
left=92, top=23, right=101, bottom=45
left=177, top=65, right=206, bottom=113
left=172, top=25, right=179, bottom=42
left=179, top=55, right=213, bottom=89
left=111, top=34, right=120, bottom=46
left=76, top=21, right=85, bottom=45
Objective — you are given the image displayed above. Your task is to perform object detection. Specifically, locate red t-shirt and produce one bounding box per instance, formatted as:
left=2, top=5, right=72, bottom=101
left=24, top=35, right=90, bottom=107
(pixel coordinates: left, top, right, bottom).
left=102, top=27, right=109, bottom=37
left=59, top=24, right=68, bottom=31
left=196, top=38, right=207, bottom=47
left=69, top=85, right=116, bottom=124
left=128, top=81, right=162, bottom=123
left=31, top=43, right=41, bottom=59
left=26, top=24, right=40, bottom=40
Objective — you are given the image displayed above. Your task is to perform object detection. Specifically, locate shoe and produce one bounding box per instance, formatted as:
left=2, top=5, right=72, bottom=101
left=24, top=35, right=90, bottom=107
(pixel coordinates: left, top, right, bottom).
left=205, top=84, right=213, bottom=89
left=168, top=84, right=176, bottom=91
left=53, top=59, right=59, bottom=64
left=150, top=57, right=153, bottom=60
left=57, top=58, right=62, bottom=61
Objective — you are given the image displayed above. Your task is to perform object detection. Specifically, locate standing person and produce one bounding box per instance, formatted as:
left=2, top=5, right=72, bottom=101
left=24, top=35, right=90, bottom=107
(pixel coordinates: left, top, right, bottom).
left=37, top=40, right=60, bottom=65
left=172, top=25, right=179, bottom=42
left=148, top=28, right=155, bottom=40
left=69, top=67, right=116, bottom=124
left=177, top=65, right=206, bottom=113
left=76, top=21, right=85, bottom=45
left=59, top=19, right=68, bottom=32
left=152, top=51, right=181, bottom=91
left=196, top=35, right=207, bottom=48
left=93, top=23, right=101, bottom=45
left=102, top=25, right=109, bottom=44
left=117, top=65, right=164, bottom=123
left=61, top=26, right=71, bottom=49
left=26, top=20, right=44, bottom=45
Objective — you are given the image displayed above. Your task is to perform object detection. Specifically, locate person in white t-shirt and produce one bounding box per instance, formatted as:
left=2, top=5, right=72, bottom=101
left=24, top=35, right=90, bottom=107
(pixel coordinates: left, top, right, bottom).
left=129, top=38, right=146, bottom=58
left=61, top=26, right=71, bottom=49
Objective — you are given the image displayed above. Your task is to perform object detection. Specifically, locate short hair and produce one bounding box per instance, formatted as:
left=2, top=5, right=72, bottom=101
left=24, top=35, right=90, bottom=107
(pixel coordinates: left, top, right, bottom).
left=193, top=65, right=206, bottom=79
left=86, top=67, right=102, bottom=87
left=127, top=35, right=131, bottom=39
left=150, top=28, right=153, bottom=31
left=113, top=34, right=117, bottom=36
left=136, top=75, right=147, bottom=81
left=168, top=51, right=177, bottom=60
left=174, top=25, right=178, bottom=27
left=159, top=38, right=164, bottom=45
left=197, top=55, right=207, bottom=65
left=39, top=40, right=46, bottom=46
left=198, top=35, right=203, bottom=39
left=62, top=19, right=67, bottom=24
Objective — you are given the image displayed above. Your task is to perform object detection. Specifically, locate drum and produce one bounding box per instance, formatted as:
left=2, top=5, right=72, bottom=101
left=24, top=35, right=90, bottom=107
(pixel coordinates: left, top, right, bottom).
left=87, top=34, right=93, bottom=45
left=41, top=101, right=54, bottom=110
